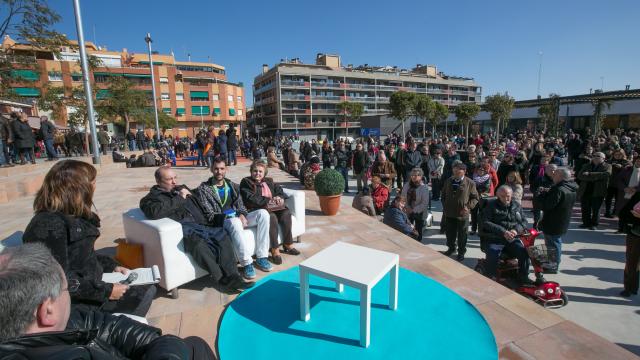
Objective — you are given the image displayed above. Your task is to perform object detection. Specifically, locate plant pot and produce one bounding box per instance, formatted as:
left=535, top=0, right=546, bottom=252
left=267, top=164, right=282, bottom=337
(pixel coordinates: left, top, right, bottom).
left=318, top=194, right=341, bottom=216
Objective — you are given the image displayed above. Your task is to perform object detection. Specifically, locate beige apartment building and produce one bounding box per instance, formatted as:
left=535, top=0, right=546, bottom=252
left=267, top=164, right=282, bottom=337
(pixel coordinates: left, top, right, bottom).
left=253, top=53, right=481, bottom=139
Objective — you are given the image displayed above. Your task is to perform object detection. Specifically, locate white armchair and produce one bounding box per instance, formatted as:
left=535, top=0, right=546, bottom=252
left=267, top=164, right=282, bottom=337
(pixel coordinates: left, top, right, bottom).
left=122, top=188, right=305, bottom=298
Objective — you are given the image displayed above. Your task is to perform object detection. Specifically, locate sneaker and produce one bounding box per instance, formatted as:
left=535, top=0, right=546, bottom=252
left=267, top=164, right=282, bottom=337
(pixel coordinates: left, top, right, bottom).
left=519, top=277, right=535, bottom=286
left=255, top=257, right=273, bottom=272
left=456, top=254, right=465, bottom=262
left=242, top=264, right=256, bottom=279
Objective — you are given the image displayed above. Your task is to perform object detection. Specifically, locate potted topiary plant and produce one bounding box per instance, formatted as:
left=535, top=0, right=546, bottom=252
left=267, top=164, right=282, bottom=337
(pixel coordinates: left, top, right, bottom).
left=313, top=168, right=344, bottom=216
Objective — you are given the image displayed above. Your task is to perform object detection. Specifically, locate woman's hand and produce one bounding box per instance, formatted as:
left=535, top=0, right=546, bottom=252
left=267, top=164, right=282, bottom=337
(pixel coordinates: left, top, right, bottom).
left=631, top=209, right=640, bottom=219
left=114, top=266, right=129, bottom=275
left=109, top=283, right=129, bottom=300
left=273, top=196, right=284, bottom=205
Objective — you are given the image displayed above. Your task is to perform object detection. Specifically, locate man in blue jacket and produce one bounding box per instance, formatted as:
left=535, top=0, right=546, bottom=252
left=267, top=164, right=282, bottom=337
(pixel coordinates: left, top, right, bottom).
left=383, top=196, right=419, bottom=240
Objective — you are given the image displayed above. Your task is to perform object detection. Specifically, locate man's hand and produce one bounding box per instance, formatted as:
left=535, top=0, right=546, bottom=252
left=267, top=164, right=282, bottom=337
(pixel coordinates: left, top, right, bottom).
left=460, top=206, right=470, bottom=216
left=583, top=171, right=590, bottom=176
left=114, top=266, right=129, bottom=275
left=239, top=214, right=248, bottom=228
left=503, top=231, right=516, bottom=241
left=109, top=283, right=129, bottom=300
left=273, top=196, right=284, bottom=205
left=178, top=188, right=191, bottom=199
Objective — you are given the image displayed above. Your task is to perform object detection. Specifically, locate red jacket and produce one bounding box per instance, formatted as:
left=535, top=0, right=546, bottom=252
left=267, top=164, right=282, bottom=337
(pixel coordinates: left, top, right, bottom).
left=371, top=185, right=389, bottom=212
left=487, top=167, right=499, bottom=196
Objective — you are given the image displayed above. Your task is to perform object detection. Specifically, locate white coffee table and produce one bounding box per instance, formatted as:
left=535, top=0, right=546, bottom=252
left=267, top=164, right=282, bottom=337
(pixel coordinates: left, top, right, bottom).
left=299, top=241, right=399, bottom=348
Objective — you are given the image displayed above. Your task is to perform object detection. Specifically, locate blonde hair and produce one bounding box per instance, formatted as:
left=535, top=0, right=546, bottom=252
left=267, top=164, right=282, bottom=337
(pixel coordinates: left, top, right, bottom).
left=250, top=159, right=269, bottom=177
left=33, top=160, right=97, bottom=219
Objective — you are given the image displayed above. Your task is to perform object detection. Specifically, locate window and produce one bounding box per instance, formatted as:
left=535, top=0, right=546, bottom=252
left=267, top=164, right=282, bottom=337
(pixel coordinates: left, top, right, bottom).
left=161, top=93, right=170, bottom=100
left=176, top=93, right=184, bottom=101
left=228, top=95, right=233, bottom=102
left=162, top=108, right=171, bottom=114
left=237, top=95, right=242, bottom=102
left=212, top=94, right=219, bottom=101
left=71, top=73, right=82, bottom=82
left=237, top=109, right=243, bottom=116
left=48, top=71, right=62, bottom=81
left=160, top=77, right=169, bottom=83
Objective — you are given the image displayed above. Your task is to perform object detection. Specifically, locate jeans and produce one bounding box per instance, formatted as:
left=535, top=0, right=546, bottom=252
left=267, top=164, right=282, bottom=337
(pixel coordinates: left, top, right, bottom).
left=336, top=166, right=349, bottom=193
left=355, top=171, right=368, bottom=192
left=581, top=195, right=604, bottom=227
left=128, top=140, right=136, bottom=151
left=0, top=139, right=5, bottom=165
left=485, top=241, right=530, bottom=280
left=219, top=152, right=228, bottom=165
left=207, top=155, right=215, bottom=168
left=196, top=149, right=205, bottom=166
left=223, top=210, right=270, bottom=266
left=604, top=187, right=617, bottom=216
left=445, top=216, right=469, bottom=254
left=181, top=222, right=236, bottom=282
left=228, top=150, right=237, bottom=165
left=44, top=138, right=58, bottom=159
left=543, top=233, right=563, bottom=269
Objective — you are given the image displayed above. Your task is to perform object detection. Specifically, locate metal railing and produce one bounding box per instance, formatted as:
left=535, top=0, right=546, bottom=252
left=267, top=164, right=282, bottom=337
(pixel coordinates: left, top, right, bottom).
left=281, top=94, right=308, bottom=100
left=311, top=95, right=341, bottom=101
left=281, top=80, right=308, bottom=87
left=310, top=81, right=341, bottom=88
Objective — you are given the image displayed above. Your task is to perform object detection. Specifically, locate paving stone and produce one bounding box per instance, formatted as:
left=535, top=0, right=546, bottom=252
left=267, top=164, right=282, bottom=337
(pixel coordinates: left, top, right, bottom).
left=495, top=293, right=564, bottom=330
left=477, top=301, right=539, bottom=347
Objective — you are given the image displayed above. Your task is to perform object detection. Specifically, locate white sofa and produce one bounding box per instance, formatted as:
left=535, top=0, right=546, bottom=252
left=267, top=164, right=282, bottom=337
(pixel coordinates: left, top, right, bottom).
left=122, top=188, right=305, bottom=298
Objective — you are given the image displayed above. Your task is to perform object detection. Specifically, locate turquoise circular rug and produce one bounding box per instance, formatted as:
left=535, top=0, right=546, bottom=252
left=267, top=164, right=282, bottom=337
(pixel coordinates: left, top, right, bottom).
left=218, top=266, right=497, bottom=359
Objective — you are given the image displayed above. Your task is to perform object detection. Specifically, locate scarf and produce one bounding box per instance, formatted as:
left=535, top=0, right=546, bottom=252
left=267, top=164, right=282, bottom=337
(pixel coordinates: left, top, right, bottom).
left=407, top=181, right=419, bottom=207
left=261, top=182, right=273, bottom=199
left=537, top=166, right=545, bottom=178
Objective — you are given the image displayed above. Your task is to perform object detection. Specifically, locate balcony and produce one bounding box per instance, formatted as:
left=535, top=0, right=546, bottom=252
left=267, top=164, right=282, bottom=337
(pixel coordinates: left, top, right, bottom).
left=282, top=109, right=311, bottom=115
left=281, top=80, right=309, bottom=87
left=254, top=83, right=274, bottom=95
left=343, top=83, right=377, bottom=90
left=427, top=88, right=448, bottom=94
left=376, top=85, right=401, bottom=92
left=310, top=81, right=341, bottom=88
left=347, top=97, right=376, bottom=103
left=311, top=95, right=341, bottom=102
left=281, top=94, right=308, bottom=101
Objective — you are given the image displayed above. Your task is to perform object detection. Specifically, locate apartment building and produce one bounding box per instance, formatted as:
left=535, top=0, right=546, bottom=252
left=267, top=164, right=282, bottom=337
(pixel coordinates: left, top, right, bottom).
left=2, top=35, right=246, bottom=138
left=253, top=53, right=481, bottom=139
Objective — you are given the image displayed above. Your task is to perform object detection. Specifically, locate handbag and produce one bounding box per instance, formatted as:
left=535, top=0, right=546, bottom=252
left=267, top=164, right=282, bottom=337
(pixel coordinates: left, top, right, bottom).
left=114, top=238, right=144, bottom=269
left=266, top=198, right=286, bottom=212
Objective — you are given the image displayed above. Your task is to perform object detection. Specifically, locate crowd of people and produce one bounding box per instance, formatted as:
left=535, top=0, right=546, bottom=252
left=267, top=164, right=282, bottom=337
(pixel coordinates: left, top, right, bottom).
left=251, top=127, right=640, bottom=294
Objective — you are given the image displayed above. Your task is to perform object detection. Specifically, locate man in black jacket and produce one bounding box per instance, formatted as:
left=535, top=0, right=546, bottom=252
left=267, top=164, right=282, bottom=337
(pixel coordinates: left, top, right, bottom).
left=403, top=140, right=422, bottom=180
left=537, top=168, right=577, bottom=272
left=482, top=186, right=532, bottom=284
left=352, top=142, right=369, bottom=192
left=39, top=115, right=58, bottom=161
left=0, top=243, right=216, bottom=360
left=140, top=166, right=252, bottom=294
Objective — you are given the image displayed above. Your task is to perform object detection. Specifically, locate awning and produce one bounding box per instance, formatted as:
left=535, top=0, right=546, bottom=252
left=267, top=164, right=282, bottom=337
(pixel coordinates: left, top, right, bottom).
left=13, top=87, right=40, bottom=96
left=96, top=89, right=111, bottom=99
left=213, top=107, right=221, bottom=115
left=191, top=105, right=210, bottom=115
left=139, top=61, right=164, bottom=65
left=229, top=108, right=236, bottom=116
left=190, top=91, right=209, bottom=98
left=162, top=108, right=172, bottom=114
left=11, top=69, right=40, bottom=81
left=176, top=108, right=185, bottom=115
left=124, top=73, right=151, bottom=78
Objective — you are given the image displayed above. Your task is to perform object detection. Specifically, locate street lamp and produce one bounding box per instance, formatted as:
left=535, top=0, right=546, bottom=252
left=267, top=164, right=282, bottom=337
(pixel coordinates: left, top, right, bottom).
left=536, top=51, right=543, bottom=98
left=72, top=0, right=100, bottom=164
left=144, top=33, right=161, bottom=142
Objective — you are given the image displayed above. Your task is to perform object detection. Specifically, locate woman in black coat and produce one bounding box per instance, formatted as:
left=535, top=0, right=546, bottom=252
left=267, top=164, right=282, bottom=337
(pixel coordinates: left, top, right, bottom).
left=240, top=159, right=299, bottom=265
left=10, top=112, right=36, bottom=164
left=23, top=160, right=156, bottom=316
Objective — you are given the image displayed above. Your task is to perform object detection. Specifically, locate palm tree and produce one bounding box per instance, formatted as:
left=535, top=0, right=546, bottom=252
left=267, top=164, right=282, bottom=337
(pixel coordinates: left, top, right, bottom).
left=592, top=98, right=612, bottom=136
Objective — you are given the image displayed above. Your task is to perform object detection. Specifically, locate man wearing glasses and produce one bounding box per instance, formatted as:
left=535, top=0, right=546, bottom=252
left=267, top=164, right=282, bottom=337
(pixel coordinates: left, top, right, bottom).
left=0, top=244, right=216, bottom=359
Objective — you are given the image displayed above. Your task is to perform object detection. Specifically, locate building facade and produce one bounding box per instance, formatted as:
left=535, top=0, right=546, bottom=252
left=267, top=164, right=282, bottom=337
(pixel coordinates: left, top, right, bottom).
left=2, top=35, right=246, bottom=138
left=253, top=53, right=481, bottom=139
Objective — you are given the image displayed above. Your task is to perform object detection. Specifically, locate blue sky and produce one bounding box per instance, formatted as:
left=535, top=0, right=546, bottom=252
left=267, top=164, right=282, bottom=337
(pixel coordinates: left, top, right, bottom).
left=49, top=0, right=639, bottom=105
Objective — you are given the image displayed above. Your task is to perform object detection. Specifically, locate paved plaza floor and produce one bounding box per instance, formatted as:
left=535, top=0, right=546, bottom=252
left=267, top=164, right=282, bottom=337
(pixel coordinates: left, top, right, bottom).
left=0, top=158, right=638, bottom=359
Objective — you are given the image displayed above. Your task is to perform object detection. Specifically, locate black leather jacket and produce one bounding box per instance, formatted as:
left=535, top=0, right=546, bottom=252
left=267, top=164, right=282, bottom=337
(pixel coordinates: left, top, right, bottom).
left=139, top=185, right=207, bottom=225
left=0, top=306, right=189, bottom=359
left=481, top=198, right=529, bottom=245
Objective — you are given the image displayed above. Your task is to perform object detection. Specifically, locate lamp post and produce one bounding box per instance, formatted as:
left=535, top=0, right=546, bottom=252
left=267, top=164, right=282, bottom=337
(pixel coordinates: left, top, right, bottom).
left=72, top=0, right=100, bottom=164
left=144, top=33, right=161, bottom=142
left=536, top=51, right=543, bottom=98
